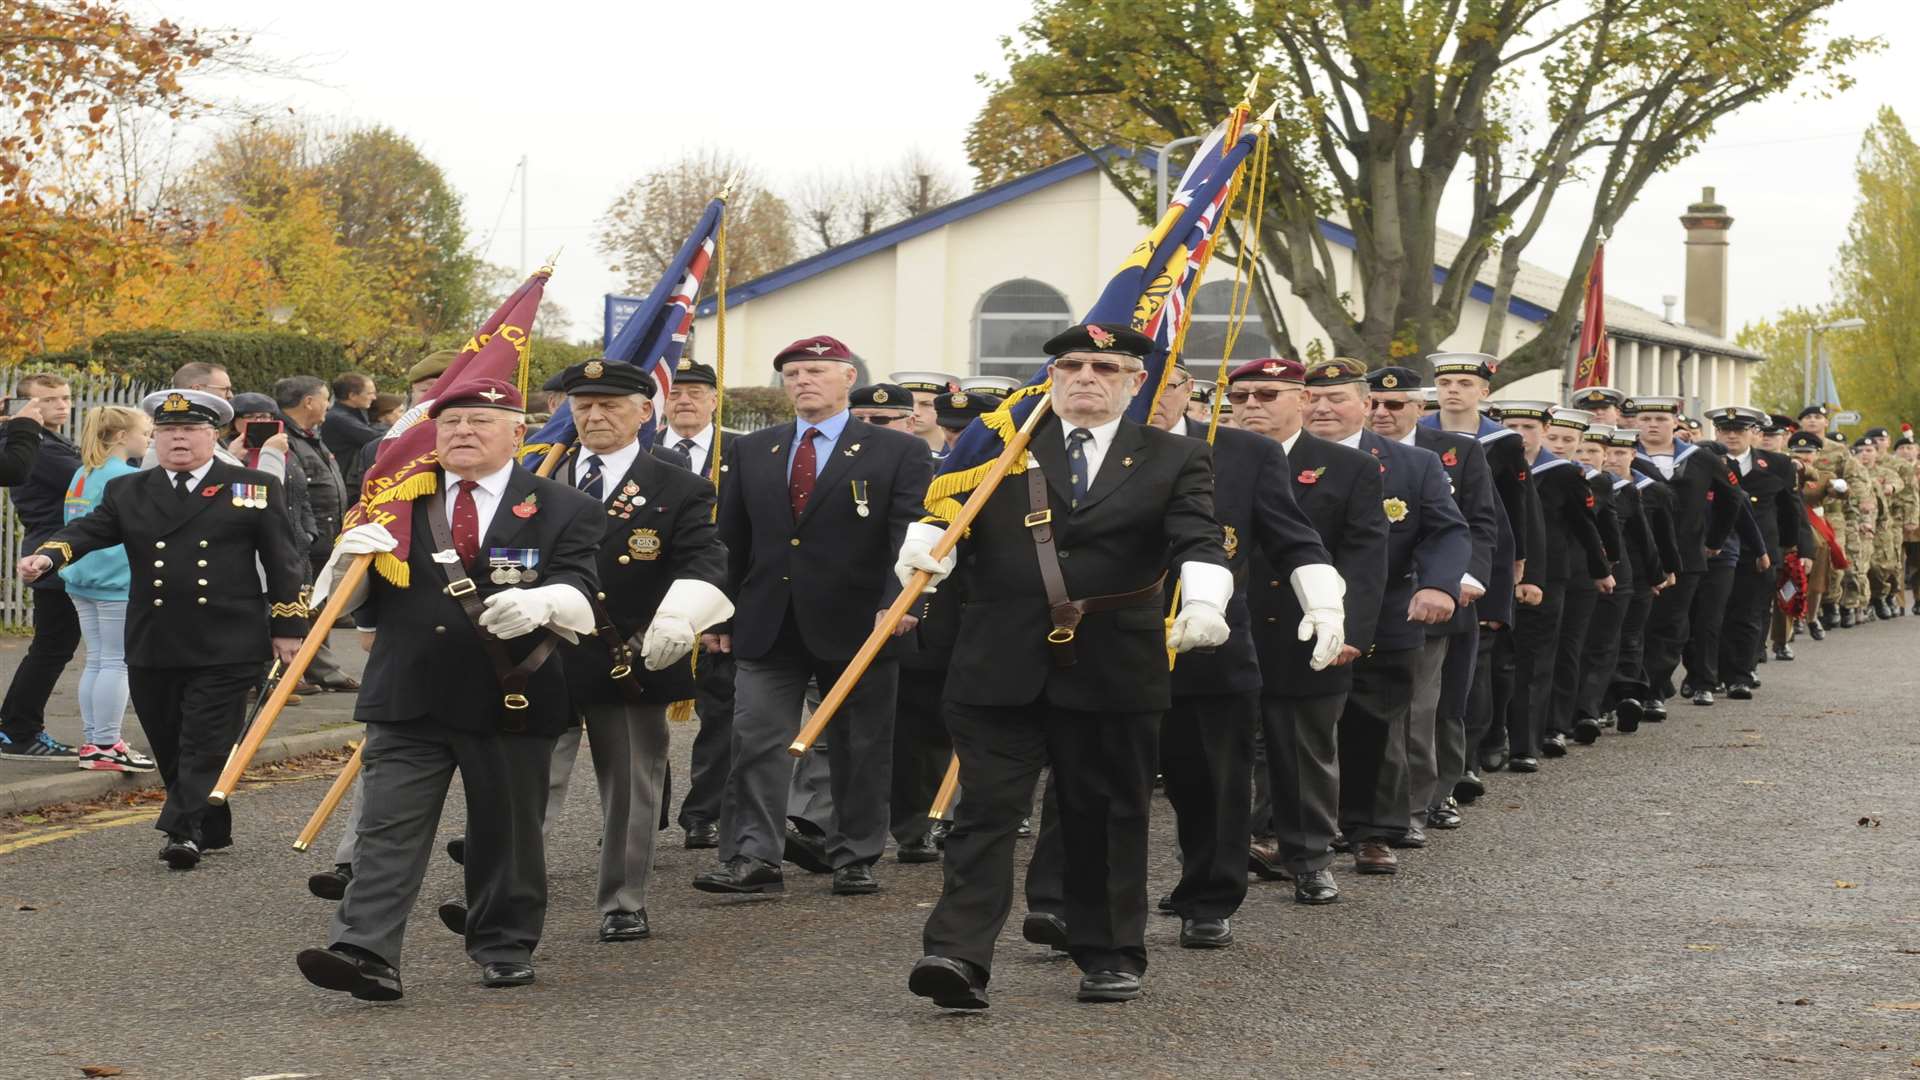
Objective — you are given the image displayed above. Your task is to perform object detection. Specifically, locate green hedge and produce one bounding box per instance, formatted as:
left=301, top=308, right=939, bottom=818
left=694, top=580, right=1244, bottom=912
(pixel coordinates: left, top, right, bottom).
left=85, top=331, right=350, bottom=393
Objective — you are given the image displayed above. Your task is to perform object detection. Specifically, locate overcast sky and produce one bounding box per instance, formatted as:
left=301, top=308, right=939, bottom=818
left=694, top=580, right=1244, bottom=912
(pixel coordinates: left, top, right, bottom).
left=163, top=0, right=1916, bottom=347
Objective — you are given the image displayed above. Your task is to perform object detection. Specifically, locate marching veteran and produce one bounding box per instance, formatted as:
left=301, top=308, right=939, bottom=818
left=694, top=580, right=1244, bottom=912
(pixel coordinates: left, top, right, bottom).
left=296, top=377, right=603, bottom=1000
left=901, top=322, right=1231, bottom=1008
left=18, top=388, right=307, bottom=869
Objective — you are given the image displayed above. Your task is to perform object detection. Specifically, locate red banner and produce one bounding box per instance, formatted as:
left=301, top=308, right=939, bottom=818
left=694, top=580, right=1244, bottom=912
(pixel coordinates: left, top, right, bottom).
left=1573, top=241, right=1609, bottom=389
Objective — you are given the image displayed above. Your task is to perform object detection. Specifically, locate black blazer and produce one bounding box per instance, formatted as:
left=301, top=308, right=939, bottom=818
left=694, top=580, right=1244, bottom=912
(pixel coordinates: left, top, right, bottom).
left=1250, top=432, right=1388, bottom=698
left=557, top=446, right=726, bottom=707
left=1525, top=454, right=1609, bottom=584
left=1359, top=430, right=1471, bottom=652
left=1730, top=447, right=1803, bottom=563
left=354, top=467, right=602, bottom=737
left=717, top=416, right=932, bottom=661
left=1637, top=475, right=1683, bottom=580
left=1168, top=425, right=1330, bottom=697
left=1413, top=427, right=1497, bottom=635
left=1631, top=442, right=1741, bottom=573
left=38, top=460, right=309, bottom=666
left=944, top=415, right=1225, bottom=712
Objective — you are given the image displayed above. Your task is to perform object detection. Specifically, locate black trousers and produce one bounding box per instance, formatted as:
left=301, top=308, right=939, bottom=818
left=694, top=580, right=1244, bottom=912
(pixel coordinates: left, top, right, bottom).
left=1337, top=646, right=1418, bottom=844
left=1611, top=585, right=1655, bottom=701
left=1643, top=571, right=1704, bottom=700
left=677, top=651, right=734, bottom=829
left=890, top=665, right=954, bottom=843
left=0, top=587, right=79, bottom=742
left=1429, top=623, right=1479, bottom=810
left=1548, top=581, right=1599, bottom=737
left=332, top=720, right=557, bottom=967
left=1507, top=584, right=1566, bottom=756
left=1719, top=565, right=1773, bottom=688
left=924, top=700, right=1159, bottom=978
left=1576, top=584, right=1630, bottom=718
left=1469, top=624, right=1514, bottom=762
left=1683, top=564, right=1736, bottom=692
left=127, top=661, right=257, bottom=846
left=1158, top=691, right=1256, bottom=918
left=1257, top=692, right=1345, bottom=874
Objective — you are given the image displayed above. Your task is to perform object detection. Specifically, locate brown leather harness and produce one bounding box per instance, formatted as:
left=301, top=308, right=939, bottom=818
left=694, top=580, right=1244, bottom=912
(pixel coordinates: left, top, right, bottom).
left=424, top=489, right=561, bottom=730
left=1023, top=459, right=1164, bottom=668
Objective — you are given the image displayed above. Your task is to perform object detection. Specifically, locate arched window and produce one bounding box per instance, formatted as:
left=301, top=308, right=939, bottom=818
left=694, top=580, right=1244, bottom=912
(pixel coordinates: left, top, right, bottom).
left=1180, top=279, right=1271, bottom=381
left=974, top=279, right=1072, bottom=379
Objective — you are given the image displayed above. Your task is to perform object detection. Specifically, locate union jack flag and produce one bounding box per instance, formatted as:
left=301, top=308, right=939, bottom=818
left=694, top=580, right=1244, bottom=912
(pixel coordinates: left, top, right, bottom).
left=527, top=197, right=723, bottom=452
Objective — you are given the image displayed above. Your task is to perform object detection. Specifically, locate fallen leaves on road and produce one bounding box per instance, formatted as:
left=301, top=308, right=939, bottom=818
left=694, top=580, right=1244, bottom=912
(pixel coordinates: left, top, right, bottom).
left=1870, top=1001, right=1920, bottom=1011
left=1835, top=880, right=1860, bottom=889
left=1685, top=944, right=1722, bottom=952
left=1858, top=816, right=1882, bottom=827
left=81, top=1067, right=124, bottom=1078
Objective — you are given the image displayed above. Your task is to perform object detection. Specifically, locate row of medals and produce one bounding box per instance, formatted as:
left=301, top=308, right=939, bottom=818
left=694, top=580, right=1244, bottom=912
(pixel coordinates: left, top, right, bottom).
left=490, top=563, right=538, bottom=585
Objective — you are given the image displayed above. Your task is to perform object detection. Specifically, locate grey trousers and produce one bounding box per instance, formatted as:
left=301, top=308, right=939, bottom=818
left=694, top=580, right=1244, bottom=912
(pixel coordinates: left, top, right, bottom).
left=721, top=652, right=896, bottom=869
left=1403, top=635, right=1452, bottom=826
left=331, top=720, right=555, bottom=967
left=1258, top=692, right=1346, bottom=875
left=546, top=702, right=671, bottom=914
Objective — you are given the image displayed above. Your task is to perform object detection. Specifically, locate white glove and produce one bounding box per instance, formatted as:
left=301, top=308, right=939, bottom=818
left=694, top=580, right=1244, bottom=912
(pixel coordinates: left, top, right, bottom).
left=1291, top=562, right=1347, bottom=671
left=1167, top=561, right=1233, bottom=653
left=1829, top=478, right=1849, bottom=494
left=309, top=523, right=399, bottom=612
left=894, top=521, right=956, bottom=592
left=480, top=584, right=595, bottom=642
left=638, top=579, right=734, bottom=670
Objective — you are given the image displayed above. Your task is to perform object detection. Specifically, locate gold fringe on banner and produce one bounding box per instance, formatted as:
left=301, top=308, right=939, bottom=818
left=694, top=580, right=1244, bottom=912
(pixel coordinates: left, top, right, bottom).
left=921, top=380, right=1051, bottom=524
left=666, top=699, right=696, bottom=723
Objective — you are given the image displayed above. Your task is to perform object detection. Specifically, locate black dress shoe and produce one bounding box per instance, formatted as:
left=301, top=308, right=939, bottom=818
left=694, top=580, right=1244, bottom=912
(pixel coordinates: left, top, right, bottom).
left=1426, top=804, right=1463, bottom=830
left=1756, top=649, right=1768, bottom=664
left=682, top=822, right=719, bottom=850
left=1808, top=620, right=1826, bottom=640
left=160, top=837, right=201, bottom=871
left=1021, top=911, right=1069, bottom=950
left=1015, top=816, right=1034, bottom=839
left=298, top=944, right=402, bottom=1001
left=929, top=820, right=951, bottom=849
left=445, top=837, right=465, bottom=865
left=1453, top=771, right=1486, bottom=803
left=1876, top=598, right=1895, bottom=620
left=782, top=822, right=833, bottom=874
left=1509, top=756, right=1540, bottom=773
left=1572, top=716, right=1603, bottom=744
left=909, top=955, right=989, bottom=1009
left=1691, top=689, right=1715, bottom=706
left=831, top=863, right=879, bottom=895
left=437, top=899, right=467, bottom=936
left=1840, top=607, right=1856, bottom=628
left=307, top=863, right=352, bottom=901
left=1077, top=970, right=1143, bottom=1003
left=1329, top=833, right=1353, bottom=853
left=1294, top=868, right=1339, bottom=904
left=599, top=910, right=650, bottom=942
left=1727, top=682, right=1753, bottom=700
left=693, top=856, right=785, bottom=895
left=1156, top=892, right=1176, bottom=914
left=896, top=833, right=940, bottom=864
left=480, top=961, right=535, bottom=988
left=1614, top=699, right=1643, bottom=733
left=1480, top=749, right=1509, bottom=773
left=1541, top=732, right=1569, bottom=757
left=1179, top=917, right=1232, bottom=949
left=1390, top=826, right=1427, bottom=850
left=1643, top=699, right=1667, bottom=722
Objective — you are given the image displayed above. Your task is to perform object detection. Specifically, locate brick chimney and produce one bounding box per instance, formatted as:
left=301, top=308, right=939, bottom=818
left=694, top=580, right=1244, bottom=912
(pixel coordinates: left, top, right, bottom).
left=1679, top=186, right=1733, bottom=339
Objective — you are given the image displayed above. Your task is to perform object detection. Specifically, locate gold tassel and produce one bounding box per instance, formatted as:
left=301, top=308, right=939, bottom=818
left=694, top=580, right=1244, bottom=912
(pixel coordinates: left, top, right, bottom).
left=666, top=699, right=696, bottom=723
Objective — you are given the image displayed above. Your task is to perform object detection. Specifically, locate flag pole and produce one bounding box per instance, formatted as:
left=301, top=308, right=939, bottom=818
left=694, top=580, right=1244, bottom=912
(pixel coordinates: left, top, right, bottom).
left=293, top=740, right=363, bottom=852
left=790, top=392, right=1055, bottom=757
left=927, top=753, right=961, bottom=821
left=209, top=555, right=372, bottom=805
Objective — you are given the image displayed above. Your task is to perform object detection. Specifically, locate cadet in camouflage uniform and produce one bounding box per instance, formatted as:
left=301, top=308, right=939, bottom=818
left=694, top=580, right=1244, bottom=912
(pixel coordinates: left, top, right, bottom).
left=1841, top=436, right=1882, bottom=625
left=1898, top=433, right=1920, bottom=610
left=1871, top=428, right=1919, bottom=616
left=1796, top=406, right=1852, bottom=629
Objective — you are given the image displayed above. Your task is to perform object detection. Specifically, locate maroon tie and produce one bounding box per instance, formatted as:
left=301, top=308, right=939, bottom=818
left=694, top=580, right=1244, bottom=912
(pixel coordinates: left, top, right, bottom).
left=789, top=428, right=819, bottom=519
left=452, top=479, right=480, bottom=566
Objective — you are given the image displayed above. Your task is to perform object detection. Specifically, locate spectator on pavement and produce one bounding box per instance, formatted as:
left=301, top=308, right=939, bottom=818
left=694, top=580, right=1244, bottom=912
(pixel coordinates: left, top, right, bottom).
left=0, top=396, right=54, bottom=485
left=0, top=372, right=83, bottom=762
left=141, top=363, right=240, bottom=469
left=62, top=405, right=156, bottom=772
left=349, top=350, right=455, bottom=493
left=323, top=372, right=380, bottom=468
left=274, top=376, right=359, bottom=694
left=370, top=393, right=405, bottom=429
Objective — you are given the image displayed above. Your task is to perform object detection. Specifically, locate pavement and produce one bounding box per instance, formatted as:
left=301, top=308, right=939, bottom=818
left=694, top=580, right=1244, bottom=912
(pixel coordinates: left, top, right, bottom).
left=0, top=630, right=366, bottom=814
left=3, top=618, right=1919, bottom=1080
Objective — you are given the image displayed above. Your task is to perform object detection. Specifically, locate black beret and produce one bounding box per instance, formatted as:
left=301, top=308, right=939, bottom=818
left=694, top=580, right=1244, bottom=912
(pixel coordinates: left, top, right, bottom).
left=1798, top=404, right=1829, bottom=419
left=1788, top=431, right=1823, bottom=452
left=935, top=391, right=996, bottom=430
left=560, top=359, right=655, bottom=398
left=850, top=383, right=913, bottom=410
left=1043, top=322, right=1153, bottom=359
left=1863, top=426, right=1889, bottom=439
left=671, top=358, right=717, bottom=388
left=1365, top=366, right=1422, bottom=391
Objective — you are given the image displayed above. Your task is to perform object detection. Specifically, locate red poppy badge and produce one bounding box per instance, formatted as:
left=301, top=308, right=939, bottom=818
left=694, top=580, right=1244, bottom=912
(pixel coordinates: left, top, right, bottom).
left=511, top=493, right=539, bottom=518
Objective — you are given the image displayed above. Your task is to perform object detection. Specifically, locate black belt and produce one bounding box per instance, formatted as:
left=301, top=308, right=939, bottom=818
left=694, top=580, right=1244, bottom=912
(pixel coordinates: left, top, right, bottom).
left=424, top=489, right=560, bottom=730
left=1024, top=462, right=1165, bottom=668
left=588, top=595, right=650, bottom=706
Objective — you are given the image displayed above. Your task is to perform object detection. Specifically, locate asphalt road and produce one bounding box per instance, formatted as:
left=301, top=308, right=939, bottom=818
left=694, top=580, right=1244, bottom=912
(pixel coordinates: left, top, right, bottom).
left=3, top=619, right=1918, bottom=1080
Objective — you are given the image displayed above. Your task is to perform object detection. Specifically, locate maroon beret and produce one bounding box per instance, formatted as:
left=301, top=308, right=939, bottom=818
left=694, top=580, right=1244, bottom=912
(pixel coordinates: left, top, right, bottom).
left=773, top=334, right=857, bottom=370
left=427, top=377, right=525, bottom=418
left=1228, top=358, right=1305, bottom=383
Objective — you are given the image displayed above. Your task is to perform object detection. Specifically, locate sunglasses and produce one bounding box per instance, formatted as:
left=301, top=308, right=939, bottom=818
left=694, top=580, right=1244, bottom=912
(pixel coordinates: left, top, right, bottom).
left=1369, top=399, right=1413, bottom=412
left=1051, top=358, right=1133, bottom=376
left=1226, top=387, right=1297, bottom=404
left=857, top=413, right=905, bottom=426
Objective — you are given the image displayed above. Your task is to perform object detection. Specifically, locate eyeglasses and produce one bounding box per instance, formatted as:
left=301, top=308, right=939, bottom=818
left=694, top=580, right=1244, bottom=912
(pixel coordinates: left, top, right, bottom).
left=1226, top=387, right=1298, bottom=404
left=437, top=415, right=514, bottom=432
left=1051, top=358, right=1134, bottom=376
left=1369, top=399, right=1412, bottom=412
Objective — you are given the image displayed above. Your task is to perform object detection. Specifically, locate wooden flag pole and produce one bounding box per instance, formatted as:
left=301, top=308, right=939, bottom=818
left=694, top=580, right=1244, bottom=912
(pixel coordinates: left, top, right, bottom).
left=293, top=740, right=364, bottom=852
left=209, top=555, right=372, bottom=805
left=927, top=753, right=961, bottom=821
left=535, top=441, right=570, bottom=478
left=789, top=393, right=1055, bottom=757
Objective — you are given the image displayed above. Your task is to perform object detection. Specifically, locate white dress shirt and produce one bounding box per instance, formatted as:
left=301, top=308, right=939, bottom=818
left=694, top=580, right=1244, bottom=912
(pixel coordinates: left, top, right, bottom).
left=665, top=423, right=713, bottom=476
left=1336, top=430, right=1364, bottom=449
left=443, top=461, right=516, bottom=540
left=1734, top=449, right=1753, bottom=476
left=1062, top=416, right=1125, bottom=484
left=575, top=438, right=641, bottom=504
left=166, top=458, right=216, bottom=493
left=1280, top=429, right=1303, bottom=455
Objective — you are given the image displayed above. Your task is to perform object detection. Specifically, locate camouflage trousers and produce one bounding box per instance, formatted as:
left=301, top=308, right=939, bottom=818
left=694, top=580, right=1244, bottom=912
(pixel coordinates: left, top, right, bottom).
left=1871, top=527, right=1903, bottom=602
left=1841, top=521, right=1875, bottom=607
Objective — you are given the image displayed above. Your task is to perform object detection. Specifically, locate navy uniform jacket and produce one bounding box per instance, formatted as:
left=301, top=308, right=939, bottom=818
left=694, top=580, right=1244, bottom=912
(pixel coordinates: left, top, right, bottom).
left=1167, top=425, right=1330, bottom=697
left=718, top=416, right=932, bottom=661
left=1635, top=474, right=1683, bottom=580
left=1587, top=466, right=1625, bottom=569
left=1412, top=426, right=1497, bottom=636
left=1631, top=441, right=1741, bottom=573
left=36, top=461, right=309, bottom=666
left=354, top=467, right=602, bottom=738
left=557, top=445, right=726, bottom=707
left=1524, top=451, right=1609, bottom=584
left=1358, top=430, right=1471, bottom=652
left=944, top=415, right=1226, bottom=713
left=1422, top=414, right=1533, bottom=567
left=1250, top=431, right=1388, bottom=698
left=1727, top=447, right=1804, bottom=563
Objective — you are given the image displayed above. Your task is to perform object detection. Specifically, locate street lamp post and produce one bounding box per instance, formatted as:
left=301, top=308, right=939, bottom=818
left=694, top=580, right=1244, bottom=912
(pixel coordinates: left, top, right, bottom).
left=1153, top=135, right=1206, bottom=219
left=1803, top=317, right=1866, bottom=406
